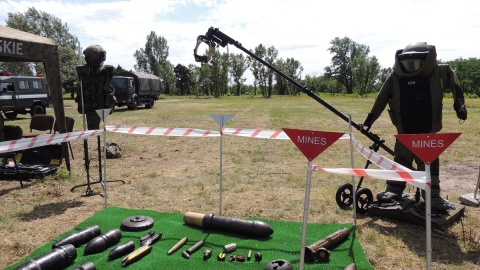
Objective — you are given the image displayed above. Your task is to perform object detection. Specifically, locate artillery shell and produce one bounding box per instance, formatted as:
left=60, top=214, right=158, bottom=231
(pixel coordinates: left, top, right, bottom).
left=247, top=249, right=252, bottom=260
left=84, top=229, right=122, bottom=254
left=186, top=240, right=204, bottom=255
left=52, top=225, right=101, bottom=248
left=14, top=244, right=77, bottom=270
left=167, top=236, right=188, bottom=255
left=122, top=245, right=152, bottom=266
left=228, top=255, right=236, bottom=262
left=255, top=252, right=262, bottom=261
left=182, top=250, right=190, bottom=259
left=108, top=241, right=135, bottom=260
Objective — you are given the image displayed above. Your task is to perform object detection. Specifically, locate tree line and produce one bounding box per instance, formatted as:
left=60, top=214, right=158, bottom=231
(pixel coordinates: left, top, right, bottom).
left=1, top=7, right=479, bottom=98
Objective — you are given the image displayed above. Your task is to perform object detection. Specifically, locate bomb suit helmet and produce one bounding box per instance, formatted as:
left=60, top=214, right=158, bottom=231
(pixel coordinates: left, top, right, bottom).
left=398, top=42, right=430, bottom=74
left=83, top=45, right=106, bottom=67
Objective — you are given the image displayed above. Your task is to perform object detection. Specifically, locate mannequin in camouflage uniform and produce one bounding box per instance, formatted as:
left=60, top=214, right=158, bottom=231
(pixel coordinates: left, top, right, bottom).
left=361, top=42, right=467, bottom=211
left=76, top=45, right=115, bottom=130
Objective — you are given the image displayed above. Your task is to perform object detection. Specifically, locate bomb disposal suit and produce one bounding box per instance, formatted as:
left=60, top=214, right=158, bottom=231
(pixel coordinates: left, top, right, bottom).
left=362, top=42, right=467, bottom=211
left=76, top=45, right=115, bottom=130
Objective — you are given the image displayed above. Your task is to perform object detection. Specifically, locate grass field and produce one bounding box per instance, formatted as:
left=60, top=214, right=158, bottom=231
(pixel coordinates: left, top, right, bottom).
left=1, top=94, right=479, bottom=269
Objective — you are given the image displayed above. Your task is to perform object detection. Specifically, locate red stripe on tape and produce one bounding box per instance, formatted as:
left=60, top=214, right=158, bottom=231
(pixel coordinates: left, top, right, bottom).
left=8, top=140, right=16, bottom=151
left=271, top=130, right=282, bottom=139
left=164, top=128, right=174, bottom=135
left=396, top=170, right=414, bottom=181
left=146, top=127, right=155, bottom=135
left=251, top=130, right=261, bottom=137
left=28, top=136, right=38, bottom=148
left=46, top=134, right=55, bottom=144
left=128, top=126, right=137, bottom=134
left=353, top=169, right=369, bottom=177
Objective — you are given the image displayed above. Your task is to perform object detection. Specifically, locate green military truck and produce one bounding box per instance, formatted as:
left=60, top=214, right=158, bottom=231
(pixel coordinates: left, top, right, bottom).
left=111, top=71, right=161, bottom=110
left=0, top=72, right=49, bottom=120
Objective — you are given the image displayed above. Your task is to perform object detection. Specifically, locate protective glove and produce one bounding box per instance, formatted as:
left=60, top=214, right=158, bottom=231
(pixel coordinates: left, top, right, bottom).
left=359, top=113, right=374, bottom=130
left=454, top=98, right=467, bottom=120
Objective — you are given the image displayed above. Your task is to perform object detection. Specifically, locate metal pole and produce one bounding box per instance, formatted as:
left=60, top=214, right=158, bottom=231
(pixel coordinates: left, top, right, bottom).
left=348, top=115, right=357, bottom=226
left=426, top=164, right=432, bottom=270
left=299, top=159, right=313, bottom=270
left=219, top=127, right=223, bottom=216
left=102, top=110, right=108, bottom=207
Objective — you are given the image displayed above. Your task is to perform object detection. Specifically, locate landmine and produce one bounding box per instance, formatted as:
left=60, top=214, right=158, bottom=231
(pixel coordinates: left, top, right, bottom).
left=367, top=193, right=465, bottom=229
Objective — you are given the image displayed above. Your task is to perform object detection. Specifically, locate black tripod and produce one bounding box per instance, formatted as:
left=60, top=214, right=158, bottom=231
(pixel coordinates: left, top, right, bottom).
left=70, top=134, right=124, bottom=196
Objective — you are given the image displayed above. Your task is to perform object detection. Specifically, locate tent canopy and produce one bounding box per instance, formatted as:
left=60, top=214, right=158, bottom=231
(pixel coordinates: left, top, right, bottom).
left=0, top=25, right=70, bottom=168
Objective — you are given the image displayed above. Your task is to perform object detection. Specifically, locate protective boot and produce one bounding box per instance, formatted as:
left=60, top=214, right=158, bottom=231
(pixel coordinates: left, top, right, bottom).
left=377, top=181, right=406, bottom=203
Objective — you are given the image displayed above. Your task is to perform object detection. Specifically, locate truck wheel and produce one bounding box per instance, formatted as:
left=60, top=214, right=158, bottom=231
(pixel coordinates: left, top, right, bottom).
left=31, top=105, right=45, bottom=116
left=145, top=99, right=155, bottom=109
left=4, top=111, right=18, bottom=120
left=132, top=96, right=139, bottom=110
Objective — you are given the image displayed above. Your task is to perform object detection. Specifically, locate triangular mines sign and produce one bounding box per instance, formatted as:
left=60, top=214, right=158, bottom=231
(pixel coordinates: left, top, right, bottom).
left=395, top=133, right=461, bottom=164
left=282, top=128, right=345, bottom=161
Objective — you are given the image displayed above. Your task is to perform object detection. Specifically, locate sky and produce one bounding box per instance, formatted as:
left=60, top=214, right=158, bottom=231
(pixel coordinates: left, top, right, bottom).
left=1, top=0, right=479, bottom=83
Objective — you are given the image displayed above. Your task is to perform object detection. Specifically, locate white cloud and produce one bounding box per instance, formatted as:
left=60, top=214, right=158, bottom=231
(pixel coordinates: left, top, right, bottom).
left=1, top=0, right=479, bottom=83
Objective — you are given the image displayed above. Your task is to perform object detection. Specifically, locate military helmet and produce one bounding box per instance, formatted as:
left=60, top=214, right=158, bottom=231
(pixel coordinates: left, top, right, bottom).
left=398, top=42, right=430, bottom=73
left=83, top=44, right=106, bottom=67
left=264, top=259, right=293, bottom=270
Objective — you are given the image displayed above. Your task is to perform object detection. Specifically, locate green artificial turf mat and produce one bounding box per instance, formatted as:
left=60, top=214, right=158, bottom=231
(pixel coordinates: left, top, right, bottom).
left=7, top=207, right=373, bottom=269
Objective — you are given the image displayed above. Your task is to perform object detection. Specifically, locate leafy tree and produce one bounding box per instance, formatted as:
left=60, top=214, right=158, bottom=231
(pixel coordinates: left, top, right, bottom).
left=173, top=64, right=193, bottom=95
left=264, top=46, right=279, bottom=97
left=208, top=51, right=223, bottom=98
left=326, top=37, right=376, bottom=94
left=134, top=31, right=175, bottom=94
left=353, top=55, right=380, bottom=97
left=3, top=7, right=81, bottom=95
left=304, top=74, right=330, bottom=94
left=249, top=44, right=269, bottom=97
left=229, top=53, right=248, bottom=96
left=275, top=57, right=303, bottom=95
left=196, top=63, right=211, bottom=96
left=445, top=57, right=480, bottom=96
left=219, top=52, right=230, bottom=96
left=113, top=65, right=130, bottom=75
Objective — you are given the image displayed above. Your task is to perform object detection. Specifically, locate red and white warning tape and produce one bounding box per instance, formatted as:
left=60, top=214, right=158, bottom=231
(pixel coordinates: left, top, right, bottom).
left=0, top=124, right=430, bottom=189
left=313, top=133, right=429, bottom=190
left=106, top=125, right=219, bottom=137
left=105, top=125, right=350, bottom=140
left=312, top=165, right=428, bottom=190
left=0, top=130, right=103, bottom=154
left=351, top=133, right=410, bottom=171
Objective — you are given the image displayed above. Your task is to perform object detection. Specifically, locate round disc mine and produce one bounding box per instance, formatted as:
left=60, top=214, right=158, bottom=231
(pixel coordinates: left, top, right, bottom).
left=121, top=215, right=154, bottom=231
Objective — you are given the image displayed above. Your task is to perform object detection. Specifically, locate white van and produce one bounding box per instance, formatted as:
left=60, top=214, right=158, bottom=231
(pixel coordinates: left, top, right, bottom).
left=0, top=73, right=49, bottom=120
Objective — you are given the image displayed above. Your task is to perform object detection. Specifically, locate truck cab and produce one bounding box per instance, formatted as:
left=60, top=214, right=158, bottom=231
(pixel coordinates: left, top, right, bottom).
left=0, top=73, right=49, bottom=120
left=112, top=71, right=161, bottom=110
